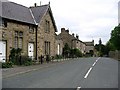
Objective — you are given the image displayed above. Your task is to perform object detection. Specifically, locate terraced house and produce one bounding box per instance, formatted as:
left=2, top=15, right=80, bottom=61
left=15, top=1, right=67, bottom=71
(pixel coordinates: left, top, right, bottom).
left=57, top=28, right=86, bottom=55
left=0, top=1, right=57, bottom=62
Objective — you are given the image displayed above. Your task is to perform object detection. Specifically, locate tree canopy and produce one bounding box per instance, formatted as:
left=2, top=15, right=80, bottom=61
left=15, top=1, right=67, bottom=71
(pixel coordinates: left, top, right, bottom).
left=110, top=25, right=120, bottom=50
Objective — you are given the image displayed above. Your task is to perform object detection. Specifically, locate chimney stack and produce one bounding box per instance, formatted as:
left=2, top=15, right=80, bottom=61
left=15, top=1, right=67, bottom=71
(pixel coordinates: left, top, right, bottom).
left=34, top=3, right=37, bottom=7
left=66, top=30, right=69, bottom=33
left=76, top=34, right=79, bottom=39
left=72, top=33, right=74, bottom=37
left=40, top=1, right=41, bottom=6
left=49, top=1, right=50, bottom=5
left=61, top=28, right=65, bottom=33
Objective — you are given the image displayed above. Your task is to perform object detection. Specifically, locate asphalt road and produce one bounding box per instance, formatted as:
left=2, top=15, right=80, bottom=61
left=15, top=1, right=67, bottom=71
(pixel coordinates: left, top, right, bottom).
left=2, top=57, right=119, bottom=89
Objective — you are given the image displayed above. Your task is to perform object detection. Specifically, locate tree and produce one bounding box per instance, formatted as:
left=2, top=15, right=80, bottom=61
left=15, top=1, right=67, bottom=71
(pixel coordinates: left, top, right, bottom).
left=106, top=41, right=116, bottom=51
left=63, top=43, right=70, bottom=58
left=110, top=25, right=120, bottom=50
left=95, top=44, right=108, bottom=56
left=70, top=48, right=82, bottom=58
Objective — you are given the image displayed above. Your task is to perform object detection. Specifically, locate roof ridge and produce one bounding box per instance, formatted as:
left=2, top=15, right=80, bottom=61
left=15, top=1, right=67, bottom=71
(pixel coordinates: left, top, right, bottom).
left=8, top=1, right=29, bottom=8
left=29, top=9, right=37, bottom=25
left=29, top=4, right=49, bottom=8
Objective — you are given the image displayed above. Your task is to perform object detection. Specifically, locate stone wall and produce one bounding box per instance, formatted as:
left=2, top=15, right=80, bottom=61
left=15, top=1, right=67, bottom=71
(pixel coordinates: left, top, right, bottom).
left=109, top=51, right=120, bottom=60
left=58, top=28, right=86, bottom=54
left=37, top=11, right=56, bottom=57
left=58, top=28, right=75, bottom=48
left=55, top=39, right=63, bottom=55
left=2, top=20, right=36, bottom=61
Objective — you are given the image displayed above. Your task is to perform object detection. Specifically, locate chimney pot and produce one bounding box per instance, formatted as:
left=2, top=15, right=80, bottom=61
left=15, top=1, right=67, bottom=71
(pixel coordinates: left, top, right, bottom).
left=76, top=34, right=79, bottom=39
left=61, top=28, right=65, bottom=32
left=66, top=30, right=69, bottom=33
left=72, top=33, right=74, bottom=37
left=34, top=3, right=37, bottom=7
left=40, top=1, right=41, bottom=6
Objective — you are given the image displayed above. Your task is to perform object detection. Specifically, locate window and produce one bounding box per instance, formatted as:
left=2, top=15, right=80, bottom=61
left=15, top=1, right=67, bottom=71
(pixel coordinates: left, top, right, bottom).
left=57, top=44, right=60, bottom=55
left=0, top=17, right=2, bottom=26
left=15, top=31, right=18, bottom=37
left=29, top=26, right=34, bottom=33
left=19, top=32, right=23, bottom=37
left=0, top=18, right=7, bottom=27
left=19, top=37, right=23, bottom=49
left=44, top=41, right=50, bottom=55
left=14, top=31, right=23, bottom=49
left=15, top=38, right=18, bottom=49
left=45, top=20, right=50, bottom=33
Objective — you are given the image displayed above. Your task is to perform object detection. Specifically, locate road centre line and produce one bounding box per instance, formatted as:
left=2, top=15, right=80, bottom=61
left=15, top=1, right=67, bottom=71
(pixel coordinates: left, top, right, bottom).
left=92, top=62, right=96, bottom=67
left=84, top=67, right=93, bottom=79
left=76, top=87, right=81, bottom=90
left=96, top=57, right=100, bottom=62
left=84, top=57, right=100, bottom=79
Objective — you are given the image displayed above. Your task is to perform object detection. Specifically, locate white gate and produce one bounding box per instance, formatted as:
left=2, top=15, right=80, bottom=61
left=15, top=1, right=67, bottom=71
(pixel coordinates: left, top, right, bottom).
left=0, top=41, right=6, bottom=62
left=28, top=43, right=34, bottom=59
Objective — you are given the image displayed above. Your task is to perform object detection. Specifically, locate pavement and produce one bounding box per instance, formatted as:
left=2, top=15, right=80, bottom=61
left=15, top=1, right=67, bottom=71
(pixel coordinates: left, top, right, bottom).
left=2, top=57, right=119, bottom=89
left=2, top=58, right=71, bottom=78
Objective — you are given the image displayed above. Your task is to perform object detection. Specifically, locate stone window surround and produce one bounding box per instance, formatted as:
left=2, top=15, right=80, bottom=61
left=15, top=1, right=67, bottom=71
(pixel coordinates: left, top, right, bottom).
left=14, top=31, right=23, bottom=49
left=0, top=18, right=7, bottom=28
left=44, top=41, right=50, bottom=55
left=45, top=20, right=50, bottom=33
left=29, top=25, right=35, bottom=33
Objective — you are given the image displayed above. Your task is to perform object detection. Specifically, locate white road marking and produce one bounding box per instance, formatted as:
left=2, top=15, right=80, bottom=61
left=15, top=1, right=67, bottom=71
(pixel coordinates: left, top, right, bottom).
left=76, top=87, right=81, bottom=90
left=84, top=67, right=93, bottom=79
left=96, top=57, right=100, bottom=62
left=84, top=57, right=101, bottom=79
left=92, top=62, right=96, bottom=67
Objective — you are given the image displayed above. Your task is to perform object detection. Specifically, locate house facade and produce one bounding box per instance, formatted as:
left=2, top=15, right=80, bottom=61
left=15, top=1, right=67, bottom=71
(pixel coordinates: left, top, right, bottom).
left=57, top=28, right=86, bottom=54
left=58, top=28, right=75, bottom=48
left=55, top=34, right=63, bottom=55
left=30, top=4, right=57, bottom=58
left=0, top=1, right=57, bottom=62
left=0, top=1, right=37, bottom=62
left=84, top=40, right=94, bottom=54
left=72, top=39, right=86, bottom=54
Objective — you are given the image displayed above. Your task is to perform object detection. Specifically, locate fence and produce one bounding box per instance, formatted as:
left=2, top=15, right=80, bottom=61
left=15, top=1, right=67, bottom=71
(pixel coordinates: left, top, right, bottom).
left=109, top=51, right=120, bottom=61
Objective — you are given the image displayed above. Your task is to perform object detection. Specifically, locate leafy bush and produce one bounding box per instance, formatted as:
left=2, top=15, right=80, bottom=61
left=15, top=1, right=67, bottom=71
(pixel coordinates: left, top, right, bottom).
left=55, top=55, right=63, bottom=59
left=9, top=48, right=22, bottom=65
left=21, top=56, right=33, bottom=66
left=2, top=61, right=13, bottom=68
left=70, top=48, right=82, bottom=58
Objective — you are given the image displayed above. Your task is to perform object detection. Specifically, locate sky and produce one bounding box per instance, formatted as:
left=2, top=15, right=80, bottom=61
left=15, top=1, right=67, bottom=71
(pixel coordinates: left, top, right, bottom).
left=4, top=0, right=119, bottom=44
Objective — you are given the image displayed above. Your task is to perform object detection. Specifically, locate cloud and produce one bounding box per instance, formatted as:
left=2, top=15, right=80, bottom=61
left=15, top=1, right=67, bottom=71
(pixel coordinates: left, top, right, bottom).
left=9, top=0, right=119, bottom=44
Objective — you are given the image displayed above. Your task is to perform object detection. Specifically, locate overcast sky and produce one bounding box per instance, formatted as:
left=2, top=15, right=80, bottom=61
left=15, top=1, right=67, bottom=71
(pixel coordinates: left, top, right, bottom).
left=6, top=0, right=119, bottom=44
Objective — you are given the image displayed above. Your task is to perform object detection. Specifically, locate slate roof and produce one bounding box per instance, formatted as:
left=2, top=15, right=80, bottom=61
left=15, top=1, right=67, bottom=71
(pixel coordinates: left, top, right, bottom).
left=84, top=42, right=94, bottom=46
left=1, top=1, right=57, bottom=31
left=30, top=5, right=57, bottom=32
left=1, top=1, right=35, bottom=25
left=30, top=5, right=49, bottom=24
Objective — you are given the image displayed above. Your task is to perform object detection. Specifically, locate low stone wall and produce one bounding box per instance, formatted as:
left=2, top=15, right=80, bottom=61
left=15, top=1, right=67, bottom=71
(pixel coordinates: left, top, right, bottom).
left=109, top=51, right=120, bottom=60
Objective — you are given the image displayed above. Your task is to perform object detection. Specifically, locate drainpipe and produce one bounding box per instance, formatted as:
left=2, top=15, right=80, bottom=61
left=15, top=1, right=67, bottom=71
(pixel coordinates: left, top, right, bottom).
left=35, top=26, right=37, bottom=60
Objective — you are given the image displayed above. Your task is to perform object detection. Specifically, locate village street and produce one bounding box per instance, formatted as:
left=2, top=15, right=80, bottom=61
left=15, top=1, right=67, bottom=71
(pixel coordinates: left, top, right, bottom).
left=2, top=57, right=119, bottom=89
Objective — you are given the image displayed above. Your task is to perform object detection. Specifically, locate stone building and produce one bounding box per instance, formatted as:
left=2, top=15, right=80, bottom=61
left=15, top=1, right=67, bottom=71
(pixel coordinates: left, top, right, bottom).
left=30, top=3, right=57, bottom=58
left=72, top=37, right=86, bottom=54
left=55, top=34, right=63, bottom=55
left=0, top=1, right=57, bottom=62
left=57, top=28, right=86, bottom=54
left=58, top=28, right=75, bottom=48
left=84, top=40, right=94, bottom=54
left=0, top=1, right=37, bottom=62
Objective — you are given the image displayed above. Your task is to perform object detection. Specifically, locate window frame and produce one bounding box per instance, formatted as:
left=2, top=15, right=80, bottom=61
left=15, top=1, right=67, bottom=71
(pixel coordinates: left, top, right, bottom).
left=45, top=20, right=50, bottom=33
